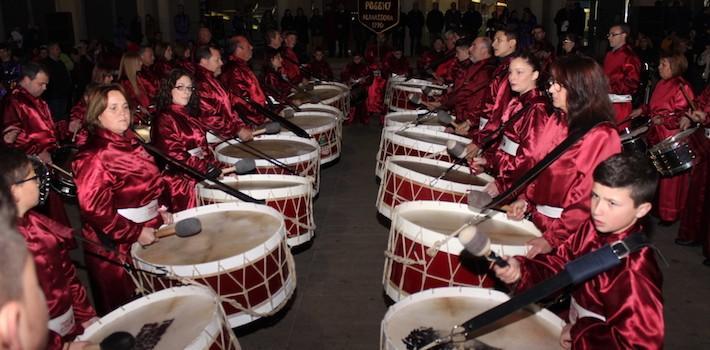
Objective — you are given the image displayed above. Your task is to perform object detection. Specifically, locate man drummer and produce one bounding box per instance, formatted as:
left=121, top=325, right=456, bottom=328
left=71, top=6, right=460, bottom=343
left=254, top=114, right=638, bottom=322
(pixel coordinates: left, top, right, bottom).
left=281, top=31, right=304, bottom=85
left=193, top=45, right=253, bottom=141
left=433, top=30, right=460, bottom=84
left=221, top=35, right=267, bottom=126
left=604, top=23, right=641, bottom=129
left=494, top=153, right=664, bottom=349
left=2, top=62, right=57, bottom=164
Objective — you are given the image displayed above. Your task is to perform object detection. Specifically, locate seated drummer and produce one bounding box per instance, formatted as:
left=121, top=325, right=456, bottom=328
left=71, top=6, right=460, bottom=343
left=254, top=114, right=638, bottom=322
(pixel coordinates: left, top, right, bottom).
left=494, top=153, right=664, bottom=349
left=261, top=50, right=298, bottom=105
left=340, top=52, right=372, bottom=124
left=306, top=48, right=334, bottom=81
left=1, top=148, right=97, bottom=349
left=221, top=35, right=268, bottom=126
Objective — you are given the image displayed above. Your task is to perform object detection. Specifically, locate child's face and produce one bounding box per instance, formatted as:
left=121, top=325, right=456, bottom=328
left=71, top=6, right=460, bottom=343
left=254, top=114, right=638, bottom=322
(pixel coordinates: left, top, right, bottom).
left=590, top=183, right=651, bottom=234
left=11, top=165, right=40, bottom=215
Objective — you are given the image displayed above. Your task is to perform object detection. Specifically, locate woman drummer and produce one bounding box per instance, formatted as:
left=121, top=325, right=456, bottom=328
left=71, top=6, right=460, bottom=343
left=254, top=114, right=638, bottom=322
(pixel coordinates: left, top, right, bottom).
left=117, top=52, right=155, bottom=123
left=629, top=53, right=695, bottom=223
left=152, top=69, right=229, bottom=212
left=261, top=50, right=293, bottom=104
left=73, top=84, right=172, bottom=314
left=506, top=55, right=621, bottom=257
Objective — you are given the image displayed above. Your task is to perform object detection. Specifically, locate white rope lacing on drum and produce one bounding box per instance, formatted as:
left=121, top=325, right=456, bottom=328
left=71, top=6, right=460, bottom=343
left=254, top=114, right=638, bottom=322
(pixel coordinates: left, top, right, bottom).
left=383, top=250, right=426, bottom=266
left=425, top=222, right=469, bottom=257
left=378, top=168, right=468, bottom=216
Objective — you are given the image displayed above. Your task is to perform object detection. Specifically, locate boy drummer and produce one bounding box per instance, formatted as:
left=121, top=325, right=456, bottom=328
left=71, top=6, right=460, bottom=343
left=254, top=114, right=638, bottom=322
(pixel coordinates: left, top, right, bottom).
left=494, top=153, right=664, bottom=349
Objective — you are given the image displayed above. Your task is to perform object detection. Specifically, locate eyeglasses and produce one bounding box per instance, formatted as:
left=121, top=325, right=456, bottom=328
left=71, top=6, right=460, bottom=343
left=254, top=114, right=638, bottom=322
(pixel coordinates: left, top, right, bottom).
left=546, top=78, right=563, bottom=90
left=562, top=39, right=573, bottom=44
left=15, top=174, right=38, bottom=185
left=607, top=32, right=624, bottom=38
left=174, top=85, right=196, bottom=92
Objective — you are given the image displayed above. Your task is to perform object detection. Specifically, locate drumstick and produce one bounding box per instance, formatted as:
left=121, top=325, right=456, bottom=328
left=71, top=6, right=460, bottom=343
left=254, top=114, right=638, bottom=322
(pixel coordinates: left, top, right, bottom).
left=48, top=162, right=73, bottom=177
left=71, top=126, right=80, bottom=143
left=679, top=83, right=697, bottom=111
left=252, top=122, right=282, bottom=137
left=458, top=225, right=509, bottom=267
left=154, top=218, right=202, bottom=239
left=85, top=331, right=136, bottom=350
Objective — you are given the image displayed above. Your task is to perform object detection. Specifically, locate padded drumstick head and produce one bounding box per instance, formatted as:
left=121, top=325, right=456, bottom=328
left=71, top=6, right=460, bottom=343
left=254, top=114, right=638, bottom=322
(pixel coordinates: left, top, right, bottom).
left=446, top=140, right=467, bottom=159
left=467, top=189, right=493, bottom=211
left=458, top=225, right=492, bottom=257
left=309, top=94, right=321, bottom=103
left=437, top=110, right=454, bottom=125
left=282, top=107, right=296, bottom=119
left=234, top=159, right=256, bottom=174
left=175, top=218, right=202, bottom=238
left=421, top=86, right=434, bottom=96
left=263, top=122, right=281, bottom=134
left=100, top=331, right=136, bottom=350
left=408, top=93, right=422, bottom=105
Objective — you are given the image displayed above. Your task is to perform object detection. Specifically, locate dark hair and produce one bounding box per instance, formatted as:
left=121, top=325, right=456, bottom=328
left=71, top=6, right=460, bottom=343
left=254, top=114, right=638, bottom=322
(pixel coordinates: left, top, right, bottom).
left=266, top=29, right=280, bottom=41
left=593, top=153, right=658, bottom=206
left=531, top=24, right=545, bottom=32
left=511, top=50, right=545, bottom=90
left=549, top=55, right=614, bottom=130
left=138, top=45, right=153, bottom=56
left=20, top=62, right=48, bottom=80
left=497, top=26, right=519, bottom=42
left=155, top=69, right=200, bottom=115
left=0, top=147, right=32, bottom=187
left=0, top=177, right=29, bottom=306
left=562, top=33, right=581, bottom=54
left=611, top=23, right=632, bottom=44
left=0, top=172, right=18, bottom=222
left=194, top=45, right=218, bottom=62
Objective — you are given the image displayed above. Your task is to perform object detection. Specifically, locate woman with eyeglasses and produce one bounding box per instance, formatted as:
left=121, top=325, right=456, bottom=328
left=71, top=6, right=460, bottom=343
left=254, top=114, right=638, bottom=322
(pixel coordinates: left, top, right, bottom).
left=72, top=84, right=172, bottom=314
left=471, top=51, right=560, bottom=197
left=560, top=33, right=581, bottom=56
left=151, top=69, right=228, bottom=212
left=506, top=55, right=621, bottom=257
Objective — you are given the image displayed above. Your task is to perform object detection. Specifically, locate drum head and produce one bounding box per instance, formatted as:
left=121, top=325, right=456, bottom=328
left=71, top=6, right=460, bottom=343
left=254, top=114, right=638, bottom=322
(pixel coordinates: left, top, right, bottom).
left=383, top=287, right=562, bottom=350
left=392, top=159, right=489, bottom=186
left=204, top=180, right=300, bottom=191
left=136, top=210, right=281, bottom=266
left=291, top=115, right=335, bottom=129
left=395, top=130, right=452, bottom=146
left=79, top=286, right=222, bottom=350
left=290, top=88, right=340, bottom=102
left=218, top=140, right=317, bottom=159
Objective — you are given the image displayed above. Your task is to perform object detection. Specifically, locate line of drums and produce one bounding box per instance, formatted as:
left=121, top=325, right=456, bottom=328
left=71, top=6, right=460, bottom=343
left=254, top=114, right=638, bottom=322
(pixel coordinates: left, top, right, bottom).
left=77, top=83, right=352, bottom=348
left=376, top=79, right=565, bottom=349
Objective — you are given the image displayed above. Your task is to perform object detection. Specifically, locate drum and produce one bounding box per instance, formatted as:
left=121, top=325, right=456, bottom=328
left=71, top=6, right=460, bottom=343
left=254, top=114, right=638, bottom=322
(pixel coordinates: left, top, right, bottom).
left=286, top=111, right=340, bottom=164
left=383, top=111, right=446, bottom=131
left=50, top=145, right=78, bottom=199
left=297, top=103, right=344, bottom=145
left=214, top=134, right=321, bottom=193
left=196, top=175, right=315, bottom=247
left=377, top=156, right=494, bottom=219
left=131, top=203, right=297, bottom=327
left=387, top=79, right=446, bottom=112
left=376, top=126, right=471, bottom=178
left=135, top=124, right=152, bottom=143
left=619, top=125, right=648, bottom=154
left=384, top=75, right=406, bottom=107
left=380, top=286, right=564, bottom=350
left=383, top=201, right=541, bottom=302
left=289, top=84, right=344, bottom=113
left=317, top=81, right=350, bottom=116
left=78, top=285, right=241, bottom=349
left=648, top=127, right=697, bottom=176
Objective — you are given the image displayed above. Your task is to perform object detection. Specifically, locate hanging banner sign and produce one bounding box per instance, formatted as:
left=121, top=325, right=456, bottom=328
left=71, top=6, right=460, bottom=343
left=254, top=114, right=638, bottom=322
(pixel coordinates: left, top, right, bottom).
left=358, top=0, right=400, bottom=34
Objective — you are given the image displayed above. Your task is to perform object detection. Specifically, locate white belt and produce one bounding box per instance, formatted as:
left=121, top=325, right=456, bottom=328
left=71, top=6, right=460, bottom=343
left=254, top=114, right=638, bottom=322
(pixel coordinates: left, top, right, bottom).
left=499, top=135, right=520, bottom=156
left=48, top=307, right=75, bottom=337
left=608, top=94, right=632, bottom=103
left=267, top=95, right=279, bottom=105
left=188, top=147, right=205, bottom=159
left=569, top=296, right=606, bottom=323
left=705, top=128, right=710, bottom=139
left=479, top=117, right=489, bottom=130
left=536, top=204, right=564, bottom=219
left=117, top=199, right=159, bottom=223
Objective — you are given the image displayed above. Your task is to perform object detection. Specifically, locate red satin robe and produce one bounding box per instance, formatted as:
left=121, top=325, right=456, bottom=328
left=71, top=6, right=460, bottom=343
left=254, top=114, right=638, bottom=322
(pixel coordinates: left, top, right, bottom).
left=2, top=87, right=58, bottom=155
left=118, top=76, right=155, bottom=123
left=521, top=123, right=621, bottom=247
left=68, top=99, right=89, bottom=147
left=434, top=49, right=457, bottom=83
left=221, top=56, right=267, bottom=125
left=341, top=62, right=372, bottom=124
left=604, top=44, right=641, bottom=128
left=485, top=89, right=555, bottom=193
left=72, top=128, right=168, bottom=314
left=194, top=65, right=246, bottom=138
left=513, top=221, right=664, bottom=349
left=383, top=53, right=411, bottom=77
left=642, top=76, right=694, bottom=222
left=18, top=211, right=96, bottom=349
left=152, top=104, right=219, bottom=212
left=306, top=60, right=334, bottom=81
left=678, top=85, right=710, bottom=256
left=441, top=58, right=495, bottom=126
left=366, top=62, right=388, bottom=122
left=138, top=68, right=160, bottom=98
left=417, top=49, right=445, bottom=76
left=151, top=58, right=174, bottom=79
left=281, top=47, right=303, bottom=84
left=474, top=56, right=512, bottom=146
left=174, top=58, right=195, bottom=75
left=261, top=67, right=293, bottom=103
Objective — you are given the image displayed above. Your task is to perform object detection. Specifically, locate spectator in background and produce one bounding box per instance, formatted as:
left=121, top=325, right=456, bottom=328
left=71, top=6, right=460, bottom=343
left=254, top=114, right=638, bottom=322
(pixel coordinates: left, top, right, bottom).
left=427, top=2, right=444, bottom=38
left=444, top=2, right=461, bottom=32
left=129, top=16, right=143, bottom=44
left=295, top=8, right=309, bottom=52
left=519, top=8, right=538, bottom=49
left=554, top=2, right=572, bottom=51
left=42, top=43, right=72, bottom=122
left=570, top=2, right=586, bottom=36
left=561, top=33, right=582, bottom=56
left=281, top=9, right=296, bottom=32
left=0, top=43, right=21, bottom=98
left=324, top=4, right=337, bottom=57
left=197, top=25, right=214, bottom=46
left=174, top=4, right=190, bottom=43
left=336, top=3, right=350, bottom=57
left=530, top=25, right=555, bottom=71
left=310, top=8, right=324, bottom=54
left=70, top=45, right=93, bottom=104
left=461, top=3, right=482, bottom=37
left=260, top=10, right=278, bottom=35
left=232, top=8, right=247, bottom=35
left=393, top=11, right=407, bottom=50
left=308, top=48, right=334, bottom=81
left=408, top=3, right=425, bottom=55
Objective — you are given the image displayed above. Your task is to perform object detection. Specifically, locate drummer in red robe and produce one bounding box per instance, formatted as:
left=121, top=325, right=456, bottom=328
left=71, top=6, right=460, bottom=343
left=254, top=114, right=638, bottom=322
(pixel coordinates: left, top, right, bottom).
left=152, top=42, right=175, bottom=78
left=68, top=65, right=115, bottom=146
left=2, top=62, right=57, bottom=163
left=371, top=47, right=411, bottom=124
left=138, top=45, right=160, bottom=96
left=2, top=148, right=97, bottom=348
left=677, top=85, right=710, bottom=265
left=72, top=84, right=173, bottom=314
left=629, top=54, right=694, bottom=223
left=340, top=52, right=372, bottom=124
left=506, top=55, right=621, bottom=257
left=495, top=153, right=664, bottom=349
left=433, top=30, right=460, bottom=84
left=281, top=31, right=304, bottom=85
left=221, top=35, right=267, bottom=126
left=261, top=50, right=297, bottom=106
left=152, top=69, right=228, bottom=212
left=194, top=45, right=253, bottom=141
left=117, top=52, right=155, bottom=123
left=306, top=48, right=334, bottom=81
left=604, top=23, right=641, bottom=129
left=363, top=34, right=392, bottom=125
left=417, top=37, right=446, bottom=77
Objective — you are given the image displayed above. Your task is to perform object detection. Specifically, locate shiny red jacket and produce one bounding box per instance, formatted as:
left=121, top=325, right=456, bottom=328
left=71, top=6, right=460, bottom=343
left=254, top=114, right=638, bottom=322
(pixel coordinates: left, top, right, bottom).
left=2, top=87, right=58, bottom=154
left=220, top=56, right=267, bottom=125
left=306, top=60, right=334, bottom=81
left=441, top=57, right=496, bottom=125
left=281, top=47, right=303, bottom=84
left=194, top=65, right=246, bottom=137
left=642, top=76, right=694, bottom=145
left=474, top=56, right=512, bottom=145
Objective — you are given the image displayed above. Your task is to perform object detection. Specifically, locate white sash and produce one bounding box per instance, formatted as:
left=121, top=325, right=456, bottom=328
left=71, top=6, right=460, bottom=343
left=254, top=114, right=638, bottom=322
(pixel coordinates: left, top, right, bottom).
left=608, top=94, right=632, bottom=103
left=117, top=199, right=159, bottom=223
left=705, top=128, right=710, bottom=139
left=536, top=204, right=564, bottom=219
left=479, top=117, right=489, bottom=130
left=499, top=135, right=520, bottom=156
left=188, top=146, right=205, bottom=159
left=48, top=307, right=75, bottom=336
left=569, top=296, right=607, bottom=323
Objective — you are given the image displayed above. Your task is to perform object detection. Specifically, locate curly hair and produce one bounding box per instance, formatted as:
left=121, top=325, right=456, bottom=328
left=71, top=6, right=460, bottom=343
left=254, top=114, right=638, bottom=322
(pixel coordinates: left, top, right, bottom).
left=154, top=69, right=200, bottom=116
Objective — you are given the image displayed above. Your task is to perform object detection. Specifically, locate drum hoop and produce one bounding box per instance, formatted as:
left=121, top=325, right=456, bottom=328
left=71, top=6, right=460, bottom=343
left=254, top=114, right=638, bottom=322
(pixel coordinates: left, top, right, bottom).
left=392, top=201, right=540, bottom=256
left=383, top=127, right=472, bottom=152
left=312, top=85, right=344, bottom=105
left=298, top=103, right=345, bottom=120
left=197, top=174, right=312, bottom=201
left=392, top=85, right=428, bottom=93
left=132, top=203, right=287, bottom=276
left=385, top=156, right=493, bottom=193
left=381, top=286, right=565, bottom=343
left=392, top=78, right=446, bottom=89
left=290, top=112, right=338, bottom=134
left=319, top=81, right=349, bottom=91
left=78, top=286, right=224, bottom=349
left=214, top=134, right=320, bottom=165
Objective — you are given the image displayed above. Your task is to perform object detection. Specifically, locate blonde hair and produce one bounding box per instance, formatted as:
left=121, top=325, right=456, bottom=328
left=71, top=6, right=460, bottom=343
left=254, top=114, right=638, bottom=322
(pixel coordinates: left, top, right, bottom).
left=118, top=52, right=143, bottom=97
